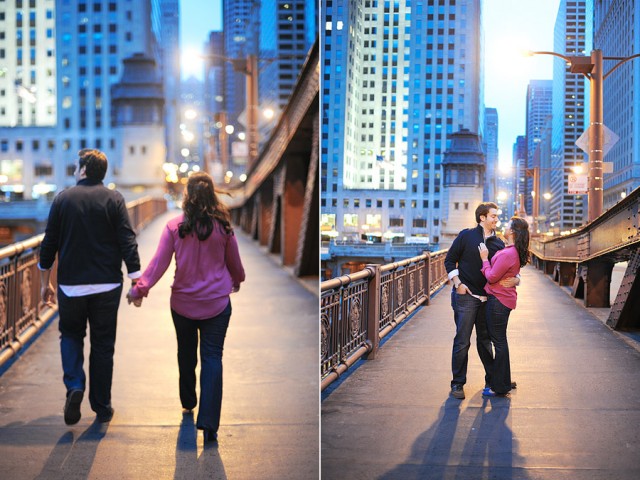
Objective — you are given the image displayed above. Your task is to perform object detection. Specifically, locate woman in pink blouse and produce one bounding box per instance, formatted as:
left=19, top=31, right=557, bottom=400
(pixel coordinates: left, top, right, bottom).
left=128, top=172, right=245, bottom=442
left=478, top=216, right=529, bottom=397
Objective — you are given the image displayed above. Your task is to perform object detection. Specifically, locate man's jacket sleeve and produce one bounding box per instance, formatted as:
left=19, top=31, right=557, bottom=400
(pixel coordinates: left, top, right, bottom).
left=39, top=198, right=60, bottom=270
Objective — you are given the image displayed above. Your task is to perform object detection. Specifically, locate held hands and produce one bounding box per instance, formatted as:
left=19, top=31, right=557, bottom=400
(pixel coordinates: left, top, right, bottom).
left=499, top=276, right=520, bottom=288
left=41, top=283, right=56, bottom=307
left=126, top=287, right=143, bottom=307
left=478, top=242, right=489, bottom=261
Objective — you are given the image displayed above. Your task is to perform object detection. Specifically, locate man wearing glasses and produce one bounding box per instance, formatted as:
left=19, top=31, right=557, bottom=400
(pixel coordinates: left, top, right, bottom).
left=39, top=149, right=141, bottom=425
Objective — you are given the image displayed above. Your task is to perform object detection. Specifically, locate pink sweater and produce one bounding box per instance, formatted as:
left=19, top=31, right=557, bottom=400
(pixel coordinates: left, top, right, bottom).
left=131, top=214, right=245, bottom=320
left=481, top=245, right=520, bottom=310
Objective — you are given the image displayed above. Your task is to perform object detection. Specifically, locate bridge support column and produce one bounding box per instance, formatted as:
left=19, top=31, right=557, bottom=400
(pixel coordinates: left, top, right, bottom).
left=583, top=260, right=614, bottom=308
left=282, top=157, right=306, bottom=267
left=557, top=262, right=576, bottom=287
left=365, top=264, right=381, bottom=360
left=544, top=260, right=555, bottom=276
left=607, top=250, right=640, bottom=330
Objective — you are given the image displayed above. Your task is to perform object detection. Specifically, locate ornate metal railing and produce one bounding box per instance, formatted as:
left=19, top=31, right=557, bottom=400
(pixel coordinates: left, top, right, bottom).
left=320, top=249, right=448, bottom=391
left=0, top=196, right=167, bottom=369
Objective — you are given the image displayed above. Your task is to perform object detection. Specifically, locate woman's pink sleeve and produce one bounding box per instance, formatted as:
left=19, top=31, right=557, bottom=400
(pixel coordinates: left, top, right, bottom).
left=225, top=233, right=246, bottom=286
left=131, top=225, right=175, bottom=298
left=481, top=251, right=514, bottom=284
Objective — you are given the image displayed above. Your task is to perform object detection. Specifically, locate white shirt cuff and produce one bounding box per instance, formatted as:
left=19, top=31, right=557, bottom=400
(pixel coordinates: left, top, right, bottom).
left=128, top=271, right=142, bottom=280
left=37, top=262, right=50, bottom=271
left=448, top=269, right=459, bottom=280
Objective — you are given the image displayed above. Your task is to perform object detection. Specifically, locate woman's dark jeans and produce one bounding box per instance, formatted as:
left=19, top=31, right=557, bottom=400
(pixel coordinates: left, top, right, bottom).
left=171, top=300, right=232, bottom=433
left=485, top=294, right=513, bottom=394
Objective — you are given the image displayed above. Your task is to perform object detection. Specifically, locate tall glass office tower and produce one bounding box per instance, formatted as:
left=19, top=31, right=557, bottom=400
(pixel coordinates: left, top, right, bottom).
left=549, top=0, right=589, bottom=230
left=594, top=0, right=640, bottom=207
left=321, top=0, right=483, bottom=245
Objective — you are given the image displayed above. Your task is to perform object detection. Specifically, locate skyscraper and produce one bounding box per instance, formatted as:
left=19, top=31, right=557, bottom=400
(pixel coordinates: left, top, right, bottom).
left=222, top=0, right=260, bottom=128
left=259, top=0, right=316, bottom=115
left=594, top=0, right=640, bottom=208
left=549, top=0, right=589, bottom=230
left=484, top=107, right=498, bottom=203
left=321, top=0, right=483, bottom=245
left=0, top=0, right=163, bottom=200
left=525, top=79, right=552, bottom=216
left=159, top=0, right=181, bottom=165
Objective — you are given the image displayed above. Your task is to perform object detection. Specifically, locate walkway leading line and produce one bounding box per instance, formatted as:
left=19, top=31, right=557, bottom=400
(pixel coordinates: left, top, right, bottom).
left=0, top=210, right=318, bottom=480
left=321, top=266, right=640, bottom=480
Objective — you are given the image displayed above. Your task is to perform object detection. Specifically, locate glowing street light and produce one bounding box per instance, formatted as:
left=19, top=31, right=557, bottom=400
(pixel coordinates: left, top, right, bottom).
left=526, top=49, right=640, bottom=222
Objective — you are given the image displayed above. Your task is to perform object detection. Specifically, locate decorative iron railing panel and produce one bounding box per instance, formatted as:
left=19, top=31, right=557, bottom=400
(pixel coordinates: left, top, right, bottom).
left=321, top=250, right=450, bottom=390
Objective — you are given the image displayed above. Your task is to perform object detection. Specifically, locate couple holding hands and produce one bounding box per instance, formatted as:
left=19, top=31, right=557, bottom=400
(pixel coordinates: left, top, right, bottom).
left=38, top=149, right=244, bottom=443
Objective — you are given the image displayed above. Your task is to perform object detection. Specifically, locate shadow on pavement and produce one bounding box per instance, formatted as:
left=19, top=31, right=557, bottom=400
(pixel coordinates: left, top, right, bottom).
left=380, top=395, right=529, bottom=480
left=174, top=411, right=227, bottom=480
left=35, top=420, right=109, bottom=479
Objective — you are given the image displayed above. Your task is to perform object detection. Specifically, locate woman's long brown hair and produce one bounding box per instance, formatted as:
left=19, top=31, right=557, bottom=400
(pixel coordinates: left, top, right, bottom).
left=510, top=216, right=530, bottom=268
left=178, top=172, right=232, bottom=240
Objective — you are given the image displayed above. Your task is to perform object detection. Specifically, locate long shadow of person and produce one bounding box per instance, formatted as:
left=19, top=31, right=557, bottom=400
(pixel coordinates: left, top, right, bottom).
left=174, top=411, right=227, bottom=480
left=379, top=396, right=463, bottom=479
left=35, top=420, right=109, bottom=479
left=454, top=395, right=516, bottom=480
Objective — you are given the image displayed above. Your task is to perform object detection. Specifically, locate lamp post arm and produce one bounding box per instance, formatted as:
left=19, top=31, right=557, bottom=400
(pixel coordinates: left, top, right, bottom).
left=603, top=53, right=640, bottom=80
left=528, top=51, right=573, bottom=63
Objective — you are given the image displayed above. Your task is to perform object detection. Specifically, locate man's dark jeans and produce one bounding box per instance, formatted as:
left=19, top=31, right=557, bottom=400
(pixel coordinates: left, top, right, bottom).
left=58, top=285, right=122, bottom=418
left=451, top=289, right=494, bottom=387
left=485, top=294, right=513, bottom=394
left=171, top=300, right=232, bottom=434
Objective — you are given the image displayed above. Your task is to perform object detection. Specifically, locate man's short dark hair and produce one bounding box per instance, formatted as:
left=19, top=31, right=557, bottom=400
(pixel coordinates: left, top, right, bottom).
left=475, top=202, right=499, bottom=224
left=78, top=149, right=108, bottom=181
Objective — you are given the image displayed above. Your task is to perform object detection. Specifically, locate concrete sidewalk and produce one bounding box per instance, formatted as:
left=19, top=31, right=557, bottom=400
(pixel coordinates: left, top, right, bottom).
left=321, top=267, right=640, bottom=480
left=0, top=209, right=319, bottom=479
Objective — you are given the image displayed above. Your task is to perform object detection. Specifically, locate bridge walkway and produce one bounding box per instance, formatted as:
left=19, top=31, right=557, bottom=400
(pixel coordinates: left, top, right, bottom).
left=0, top=209, right=318, bottom=479
left=321, top=266, right=640, bottom=479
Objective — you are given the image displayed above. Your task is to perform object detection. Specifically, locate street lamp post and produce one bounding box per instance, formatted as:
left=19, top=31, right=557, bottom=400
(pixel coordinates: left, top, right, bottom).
left=201, top=53, right=260, bottom=167
left=527, top=49, right=640, bottom=222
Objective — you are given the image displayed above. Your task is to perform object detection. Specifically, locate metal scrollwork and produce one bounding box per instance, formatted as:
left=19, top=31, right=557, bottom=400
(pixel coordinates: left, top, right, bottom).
left=381, top=285, right=389, bottom=317
left=21, top=269, right=32, bottom=315
left=397, top=277, right=404, bottom=304
left=321, top=313, right=330, bottom=360
left=349, top=297, right=361, bottom=337
left=0, top=282, right=6, bottom=331
left=409, top=272, right=415, bottom=297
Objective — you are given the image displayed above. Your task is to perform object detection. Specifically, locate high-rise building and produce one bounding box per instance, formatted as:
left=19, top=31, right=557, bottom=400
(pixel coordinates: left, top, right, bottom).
left=594, top=0, right=640, bottom=207
left=321, top=0, right=483, bottom=246
left=0, top=1, right=57, bottom=128
left=222, top=0, right=260, bottom=128
left=513, top=135, right=527, bottom=215
left=259, top=0, right=317, bottom=114
left=159, top=0, right=181, bottom=165
left=483, top=107, right=498, bottom=203
left=524, top=80, right=552, bottom=215
left=0, top=0, right=162, bottom=200
left=549, top=0, right=589, bottom=230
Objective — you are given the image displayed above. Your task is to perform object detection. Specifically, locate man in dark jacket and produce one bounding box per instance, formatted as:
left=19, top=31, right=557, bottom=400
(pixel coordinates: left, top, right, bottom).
left=39, top=149, right=141, bottom=424
left=444, top=202, right=518, bottom=399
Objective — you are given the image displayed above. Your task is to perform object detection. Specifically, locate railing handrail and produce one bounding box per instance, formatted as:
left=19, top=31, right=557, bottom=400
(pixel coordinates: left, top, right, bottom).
left=531, top=184, right=640, bottom=263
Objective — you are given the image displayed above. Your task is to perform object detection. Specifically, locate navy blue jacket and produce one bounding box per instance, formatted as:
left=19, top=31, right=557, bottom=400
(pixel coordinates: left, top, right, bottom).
left=39, top=179, right=140, bottom=285
left=444, top=225, right=505, bottom=296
